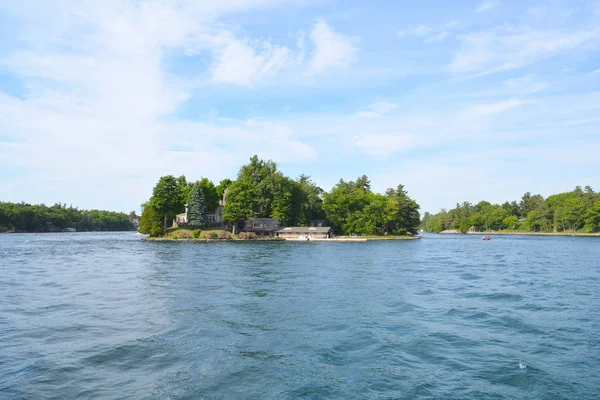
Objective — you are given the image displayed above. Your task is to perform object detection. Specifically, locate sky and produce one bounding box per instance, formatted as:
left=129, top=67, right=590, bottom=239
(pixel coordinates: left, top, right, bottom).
left=0, top=0, right=599, bottom=214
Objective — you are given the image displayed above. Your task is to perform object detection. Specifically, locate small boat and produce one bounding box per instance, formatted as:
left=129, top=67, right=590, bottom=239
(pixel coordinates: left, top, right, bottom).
left=482, top=236, right=491, bottom=241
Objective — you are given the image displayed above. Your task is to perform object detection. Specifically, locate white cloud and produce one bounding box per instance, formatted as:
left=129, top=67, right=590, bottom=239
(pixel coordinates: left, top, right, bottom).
left=210, top=33, right=293, bottom=85
left=475, top=0, right=497, bottom=13
left=307, top=19, right=358, bottom=75
left=449, top=26, right=600, bottom=74
left=356, top=102, right=398, bottom=117
left=0, top=0, right=319, bottom=211
left=465, top=99, right=526, bottom=117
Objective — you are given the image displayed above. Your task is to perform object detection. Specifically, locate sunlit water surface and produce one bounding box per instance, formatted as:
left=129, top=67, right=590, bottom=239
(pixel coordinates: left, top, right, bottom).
left=1, top=232, right=599, bottom=399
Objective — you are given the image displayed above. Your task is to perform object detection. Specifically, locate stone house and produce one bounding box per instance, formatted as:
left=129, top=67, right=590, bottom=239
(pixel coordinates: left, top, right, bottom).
left=173, top=191, right=227, bottom=228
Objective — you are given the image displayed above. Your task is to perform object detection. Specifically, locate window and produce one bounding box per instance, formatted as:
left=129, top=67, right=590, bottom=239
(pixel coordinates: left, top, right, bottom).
left=208, top=215, right=216, bottom=223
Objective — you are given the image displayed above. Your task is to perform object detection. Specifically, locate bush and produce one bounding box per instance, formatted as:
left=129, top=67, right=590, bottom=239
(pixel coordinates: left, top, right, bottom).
left=178, top=231, right=191, bottom=239
left=217, top=231, right=232, bottom=240
left=192, top=229, right=202, bottom=239
left=238, top=231, right=258, bottom=240
left=205, top=231, right=219, bottom=239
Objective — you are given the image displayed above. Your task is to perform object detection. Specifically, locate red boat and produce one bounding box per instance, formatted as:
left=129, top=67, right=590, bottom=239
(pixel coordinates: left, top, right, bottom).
left=482, top=236, right=491, bottom=241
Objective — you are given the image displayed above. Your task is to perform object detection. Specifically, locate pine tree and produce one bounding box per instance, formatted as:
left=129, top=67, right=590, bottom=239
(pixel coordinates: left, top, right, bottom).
left=188, top=183, right=207, bottom=227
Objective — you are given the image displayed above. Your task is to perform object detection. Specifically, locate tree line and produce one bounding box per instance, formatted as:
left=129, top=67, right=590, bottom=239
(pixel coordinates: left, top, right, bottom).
left=421, top=186, right=600, bottom=233
left=0, top=202, right=136, bottom=233
left=139, top=155, right=421, bottom=236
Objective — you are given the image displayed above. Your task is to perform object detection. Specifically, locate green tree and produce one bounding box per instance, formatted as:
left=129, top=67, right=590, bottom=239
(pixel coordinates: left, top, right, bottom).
left=296, top=175, right=325, bottom=225
left=198, top=178, right=219, bottom=211
left=150, top=175, right=182, bottom=234
left=139, top=203, right=163, bottom=236
left=177, top=175, right=192, bottom=205
left=187, top=183, right=208, bottom=227
left=216, top=178, right=233, bottom=199
left=503, top=215, right=520, bottom=230
left=584, top=200, right=600, bottom=232
left=222, top=155, right=300, bottom=232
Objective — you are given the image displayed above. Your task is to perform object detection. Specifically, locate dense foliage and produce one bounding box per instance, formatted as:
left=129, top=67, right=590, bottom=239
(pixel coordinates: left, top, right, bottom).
left=421, top=186, right=600, bottom=233
left=140, top=155, right=421, bottom=237
left=222, top=156, right=325, bottom=230
left=323, top=178, right=420, bottom=235
left=0, top=202, right=135, bottom=233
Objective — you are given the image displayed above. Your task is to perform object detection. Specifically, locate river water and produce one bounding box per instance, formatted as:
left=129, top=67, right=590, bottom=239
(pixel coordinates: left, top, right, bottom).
left=1, top=232, right=599, bottom=399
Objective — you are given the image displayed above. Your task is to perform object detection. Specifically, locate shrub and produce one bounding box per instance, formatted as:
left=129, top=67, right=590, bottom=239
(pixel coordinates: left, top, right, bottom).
left=238, top=231, right=258, bottom=240
left=178, top=231, right=191, bottom=239
left=206, top=231, right=219, bottom=239
left=217, top=231, right=232, bottom=240
left=192, top=229, right=202, bottom=239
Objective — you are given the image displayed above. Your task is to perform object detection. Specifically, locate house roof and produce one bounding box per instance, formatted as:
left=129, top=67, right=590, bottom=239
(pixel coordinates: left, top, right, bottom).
left=243, top=218, right=281, bottom=232
left=275, top=226, right=332, bottom=234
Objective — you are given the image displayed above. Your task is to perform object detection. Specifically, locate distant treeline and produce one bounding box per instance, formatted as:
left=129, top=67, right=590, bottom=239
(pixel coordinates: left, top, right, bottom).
left=0, top=202, right=137, bottom=233
left=140, top=155, right=421, bottom=236
left=421, top=186, right=600, bottom=233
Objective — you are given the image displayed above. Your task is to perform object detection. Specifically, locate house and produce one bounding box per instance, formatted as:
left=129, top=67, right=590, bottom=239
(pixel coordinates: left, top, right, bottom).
left=174, top=204, right=189, bottom=227
left=173, top=190, right=228, bottom=228
left=276, top=226, right=332, bottom=240
left=242, top=218, right=281, bottom=237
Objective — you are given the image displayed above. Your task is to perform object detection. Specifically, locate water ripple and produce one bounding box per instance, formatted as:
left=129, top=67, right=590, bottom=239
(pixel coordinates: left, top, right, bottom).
left=1, top=232, right=599, bottom=399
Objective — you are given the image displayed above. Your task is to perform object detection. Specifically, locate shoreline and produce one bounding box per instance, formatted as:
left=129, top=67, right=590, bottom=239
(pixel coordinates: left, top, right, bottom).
left=142, top=236, right=422, bottom=243
left=437, top=231, right=600, bottom=237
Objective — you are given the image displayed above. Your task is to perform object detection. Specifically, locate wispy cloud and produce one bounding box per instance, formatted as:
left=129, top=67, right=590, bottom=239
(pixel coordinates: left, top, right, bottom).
left=449, top=26, right=600, bottom=74
left=356, top=102, right=398, bottom=118
left=465, top=99, right=526, bottom=117
left=503, top=75, right=548, bottom=94
left=397, top=22, right=458, bottom=43
left=475, top=0, right=497, bottom=13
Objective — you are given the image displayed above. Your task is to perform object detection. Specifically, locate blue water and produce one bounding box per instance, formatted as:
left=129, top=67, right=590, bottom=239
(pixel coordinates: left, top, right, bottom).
left=1, top=233, right=599, bottom=399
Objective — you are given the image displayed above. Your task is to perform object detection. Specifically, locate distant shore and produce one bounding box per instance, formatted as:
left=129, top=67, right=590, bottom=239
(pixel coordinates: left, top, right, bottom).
left=437, top=231, right=600, bottom=237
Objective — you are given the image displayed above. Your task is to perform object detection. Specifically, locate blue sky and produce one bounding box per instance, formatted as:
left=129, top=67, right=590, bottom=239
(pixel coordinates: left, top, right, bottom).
left=1, top=0, right=599, bottom=213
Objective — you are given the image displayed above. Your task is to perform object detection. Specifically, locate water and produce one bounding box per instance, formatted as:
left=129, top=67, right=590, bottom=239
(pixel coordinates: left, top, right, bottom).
left=1, top=232, right=599, bottom=399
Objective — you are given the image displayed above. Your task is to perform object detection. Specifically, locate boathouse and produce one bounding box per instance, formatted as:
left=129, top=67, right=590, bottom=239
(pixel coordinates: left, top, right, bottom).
left=242, top=218, right=282, bottom=237
left=275, top=226, right=332, bottom=240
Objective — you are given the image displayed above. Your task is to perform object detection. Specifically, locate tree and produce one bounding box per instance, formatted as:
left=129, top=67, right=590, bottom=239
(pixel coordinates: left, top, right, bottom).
left=216, top=178, right=233, bottom=199
left=198, top=178, right=219, bottom=211
left=139, top=203, right=163, bottom=236
left=187, top=183, right=207, bottom=227
left=296, top=175, right=325, bottom=225
left=150, top=175, right=182, bottom=234
left=584, top=200, right=600, bottom=232
left=177, top=175, right=192, bottom=205
left=323, top=178, right=371, bottom=234
left=503, top=215, right=520, bottom=230
left=222, top=155, right=298, bottom=232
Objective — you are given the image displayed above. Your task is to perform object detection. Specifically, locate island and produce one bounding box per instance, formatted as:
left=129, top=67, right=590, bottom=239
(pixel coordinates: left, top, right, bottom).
left=139, top=155, right=421, bottom=241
